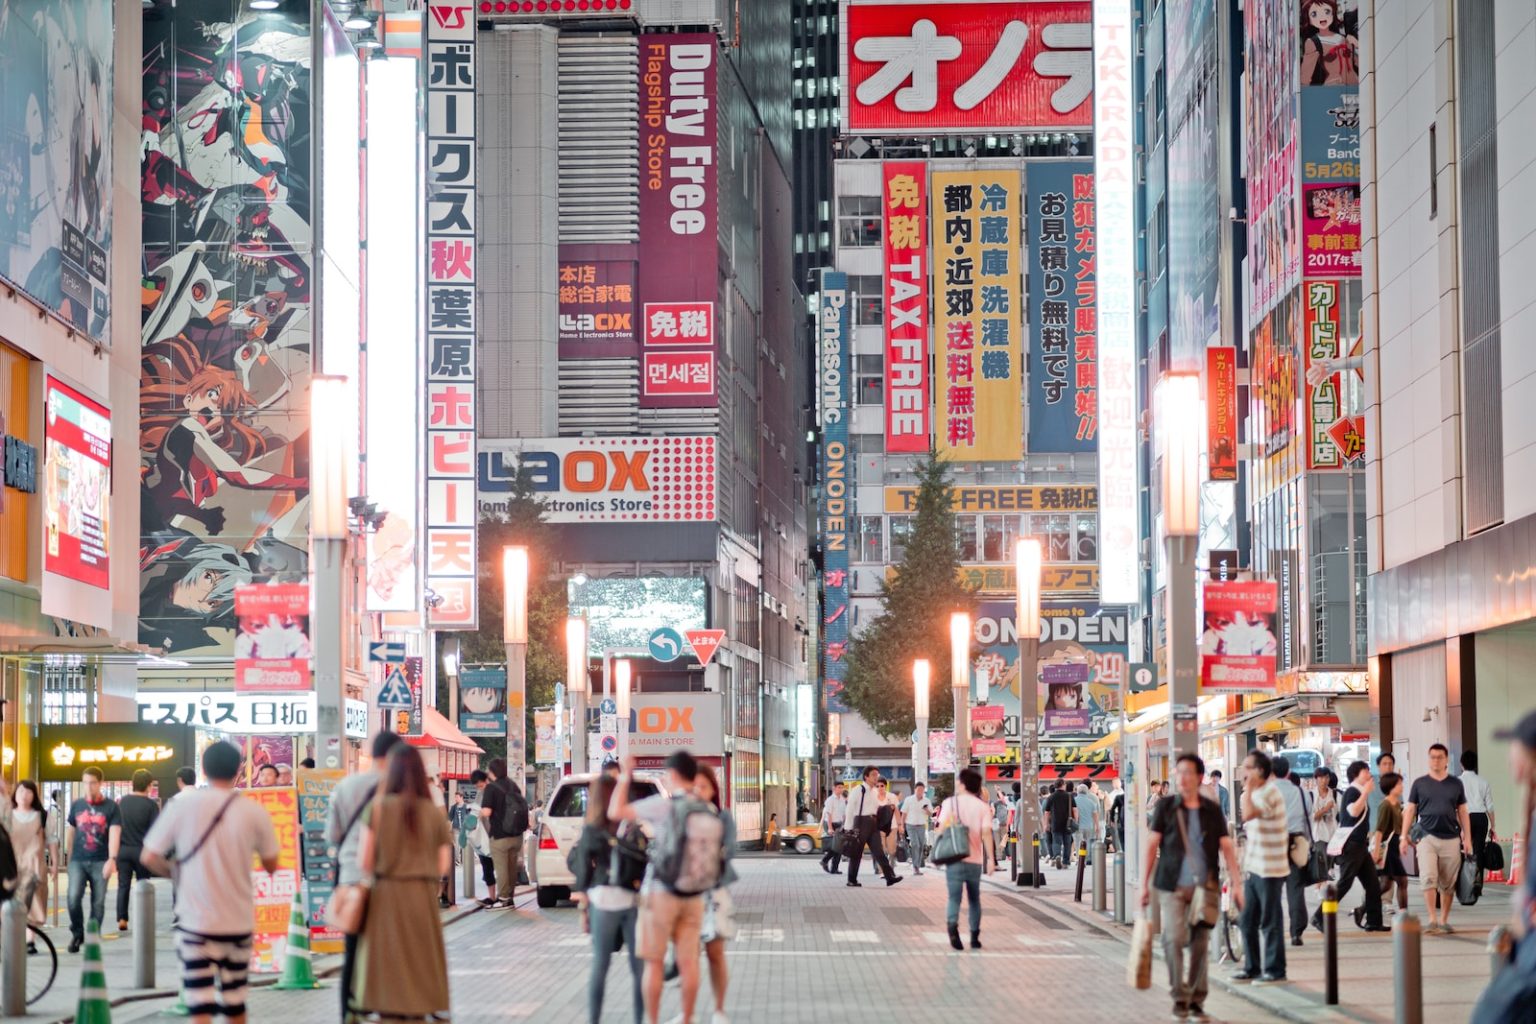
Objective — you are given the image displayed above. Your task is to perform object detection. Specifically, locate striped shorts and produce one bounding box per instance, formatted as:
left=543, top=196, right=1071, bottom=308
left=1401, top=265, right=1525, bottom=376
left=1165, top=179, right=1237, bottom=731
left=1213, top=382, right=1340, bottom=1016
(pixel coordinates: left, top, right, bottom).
left=176, top=931, right=253, bottom=1018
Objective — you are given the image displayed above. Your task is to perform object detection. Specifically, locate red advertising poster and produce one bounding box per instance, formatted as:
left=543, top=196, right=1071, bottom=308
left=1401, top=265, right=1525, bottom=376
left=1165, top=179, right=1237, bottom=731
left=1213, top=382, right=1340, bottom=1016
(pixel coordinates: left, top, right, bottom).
left=1302, top=184, right=1361, bottom=278
left=882, top=161, right=929, bottom=451
left=248, top=788, right=301, bottom=974
left=638, top=33, right=717, bottom=409
left=558, top=246, right=638, bottom=358
left=1199, top=580, right=1279, bottom=695
left=234, top=584, right=312, bottom=692
left=43, top=376, right=110, bottom=589
left=1303, top=280, right=1365, bottom=468
left=1206, top=347, right=1237, bottom=481
left=643, top=351, right=715, bottom=398
left=842, top=2, right=1094, bottom=134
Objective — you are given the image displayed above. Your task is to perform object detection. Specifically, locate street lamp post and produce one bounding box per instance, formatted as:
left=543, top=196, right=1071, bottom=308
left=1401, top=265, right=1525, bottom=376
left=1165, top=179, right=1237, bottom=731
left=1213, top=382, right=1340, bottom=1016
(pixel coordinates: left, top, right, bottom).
left=310, top=375, right=349, bottom=771
left=503, top=546, right=530, bottom=791
left=1015, top=538, right=1043, bottom=887
left=912, top=659, right=930, bottom=787
left=441, top=635, right=462, bottom=724
left=614, top=658, right=632, bottom=763
left=950, top=612, right=971, bottom=786
left=565, top=617, right=588, bottom=775
left=1161, top=374, right=1202, bottom=760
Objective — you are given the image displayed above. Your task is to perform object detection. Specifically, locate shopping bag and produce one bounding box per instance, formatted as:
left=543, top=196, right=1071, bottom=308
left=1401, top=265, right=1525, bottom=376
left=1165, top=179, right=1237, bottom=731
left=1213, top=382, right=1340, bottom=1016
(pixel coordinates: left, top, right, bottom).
left=1128, top=916, right=1154, bottom=990
left=1457, top=854, right=1482, bottom=905
left=1399, top=838, right=1418, bottom=876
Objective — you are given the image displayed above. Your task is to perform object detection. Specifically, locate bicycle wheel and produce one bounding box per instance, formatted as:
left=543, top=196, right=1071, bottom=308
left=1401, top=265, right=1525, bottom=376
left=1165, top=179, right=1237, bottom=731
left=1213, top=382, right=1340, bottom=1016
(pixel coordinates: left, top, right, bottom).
left=25, top=926, right=57, bottom=1006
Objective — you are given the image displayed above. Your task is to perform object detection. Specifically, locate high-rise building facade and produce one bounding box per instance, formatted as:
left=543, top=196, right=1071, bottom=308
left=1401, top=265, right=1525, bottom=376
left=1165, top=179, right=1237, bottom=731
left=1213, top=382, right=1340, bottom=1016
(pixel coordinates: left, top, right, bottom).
left=1363, top=0, right=1536, bottom=826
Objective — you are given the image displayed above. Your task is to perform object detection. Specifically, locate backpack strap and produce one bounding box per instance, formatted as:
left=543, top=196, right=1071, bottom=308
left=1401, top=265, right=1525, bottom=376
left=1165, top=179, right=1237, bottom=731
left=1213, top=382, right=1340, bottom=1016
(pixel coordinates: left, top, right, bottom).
left=177, top=793, right=239, bottom=867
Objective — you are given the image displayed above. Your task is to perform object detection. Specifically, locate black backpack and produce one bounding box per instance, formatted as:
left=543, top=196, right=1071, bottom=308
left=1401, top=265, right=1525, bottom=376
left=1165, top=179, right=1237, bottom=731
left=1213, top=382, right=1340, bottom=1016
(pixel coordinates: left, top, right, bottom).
left=608, top=823, right=648, bottom=892
left=499, top=781, right=530, bottom=837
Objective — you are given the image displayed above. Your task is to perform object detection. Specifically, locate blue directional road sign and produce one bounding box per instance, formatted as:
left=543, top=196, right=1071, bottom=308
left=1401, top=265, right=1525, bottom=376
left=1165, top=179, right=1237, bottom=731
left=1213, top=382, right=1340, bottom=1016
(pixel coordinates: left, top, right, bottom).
left=369, top=642, right=406, bottom=664
left=647, top=626, right=685, bottom=663
left=599, top=698, right=617, bottom=716
left=377, top=665, right=414, bottom=708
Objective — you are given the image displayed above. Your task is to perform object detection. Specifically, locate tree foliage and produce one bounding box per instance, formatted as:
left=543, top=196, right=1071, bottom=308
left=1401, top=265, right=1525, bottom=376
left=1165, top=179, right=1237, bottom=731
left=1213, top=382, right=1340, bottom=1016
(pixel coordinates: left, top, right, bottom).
left=840, top=454, right=974, bottom=740
left=440, top=468, right=566, bottom=762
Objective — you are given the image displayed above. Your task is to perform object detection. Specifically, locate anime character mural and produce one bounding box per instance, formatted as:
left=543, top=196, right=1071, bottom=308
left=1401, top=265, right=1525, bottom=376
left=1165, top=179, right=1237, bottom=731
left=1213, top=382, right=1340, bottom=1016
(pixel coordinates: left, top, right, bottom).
left=1300, top=0, right=1358, bottom=86
left=0, top=0, right=113, bottom=337
left=140, top=3, right=313, bottom=656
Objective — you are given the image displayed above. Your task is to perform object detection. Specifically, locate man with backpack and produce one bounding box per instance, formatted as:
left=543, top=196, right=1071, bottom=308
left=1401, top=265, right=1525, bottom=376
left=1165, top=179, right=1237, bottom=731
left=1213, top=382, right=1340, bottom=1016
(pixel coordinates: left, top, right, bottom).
left=480, top=757, right=529, bottom=908
left=609, top=751, right=726, bottom=1024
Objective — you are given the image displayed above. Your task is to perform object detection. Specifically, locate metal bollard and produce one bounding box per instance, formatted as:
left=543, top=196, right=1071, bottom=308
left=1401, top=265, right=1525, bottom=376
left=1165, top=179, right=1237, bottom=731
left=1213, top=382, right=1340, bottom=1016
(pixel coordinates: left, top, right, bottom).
left=1323, top=883, right=1339, bottom=1004
left=1395, top=912, right=1423, bottom=1024
left=1074, top=839, right=1088, bottom=902
left=461, top=842, right=477, bottom=904
left=1091, top=840, right=1107, bottom=912
left=1113, top=851, right=1128, bottom=924
left=133, top=878, right=156, bottom=989
left=1, top=896, right=24, bottom=1015
left=1488, top=924, right=1513, bottom=978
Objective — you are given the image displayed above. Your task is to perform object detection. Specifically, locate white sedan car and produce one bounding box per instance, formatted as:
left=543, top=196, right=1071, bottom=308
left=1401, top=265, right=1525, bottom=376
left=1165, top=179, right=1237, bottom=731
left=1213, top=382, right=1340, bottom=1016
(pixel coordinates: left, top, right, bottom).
left=533, top=771, right=667, bottom=908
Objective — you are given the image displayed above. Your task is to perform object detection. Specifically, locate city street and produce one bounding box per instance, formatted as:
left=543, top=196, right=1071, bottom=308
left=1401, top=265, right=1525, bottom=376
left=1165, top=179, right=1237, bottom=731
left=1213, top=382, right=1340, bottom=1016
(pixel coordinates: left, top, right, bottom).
left=83, top=856, right=1287, bottom=1024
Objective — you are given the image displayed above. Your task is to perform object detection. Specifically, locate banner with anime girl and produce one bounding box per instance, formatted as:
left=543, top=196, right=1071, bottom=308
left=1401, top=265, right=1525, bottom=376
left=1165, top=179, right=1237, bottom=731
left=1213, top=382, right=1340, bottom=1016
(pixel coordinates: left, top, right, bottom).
left=138, top=2, right=313, bottom=656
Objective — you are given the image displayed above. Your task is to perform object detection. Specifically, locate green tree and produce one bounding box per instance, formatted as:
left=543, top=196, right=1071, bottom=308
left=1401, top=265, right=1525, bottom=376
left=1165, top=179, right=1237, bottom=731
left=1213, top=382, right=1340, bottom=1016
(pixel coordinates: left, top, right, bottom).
left=441, top=468, right=566, bottom=763
left=840, top=454, right=974, bottom=740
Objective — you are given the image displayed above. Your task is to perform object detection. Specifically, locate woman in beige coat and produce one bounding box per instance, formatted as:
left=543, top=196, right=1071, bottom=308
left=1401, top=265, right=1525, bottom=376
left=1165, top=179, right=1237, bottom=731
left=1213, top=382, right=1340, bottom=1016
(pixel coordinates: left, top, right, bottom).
left=352, top=745, right=452, bottom=1021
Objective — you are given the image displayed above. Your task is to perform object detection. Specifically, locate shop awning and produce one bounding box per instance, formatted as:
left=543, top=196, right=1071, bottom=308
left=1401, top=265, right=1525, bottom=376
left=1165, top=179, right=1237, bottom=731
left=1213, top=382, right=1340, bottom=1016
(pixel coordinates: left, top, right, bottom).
left=1203, top=697, right=1300, bottom=740
left=405, top=707, right=485, bottom=756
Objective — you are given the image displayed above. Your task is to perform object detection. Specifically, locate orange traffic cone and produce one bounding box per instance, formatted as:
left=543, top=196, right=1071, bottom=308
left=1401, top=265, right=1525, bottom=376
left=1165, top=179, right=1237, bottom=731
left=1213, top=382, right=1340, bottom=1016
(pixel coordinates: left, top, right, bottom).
left=1507, top=832, right=1524, bottom=886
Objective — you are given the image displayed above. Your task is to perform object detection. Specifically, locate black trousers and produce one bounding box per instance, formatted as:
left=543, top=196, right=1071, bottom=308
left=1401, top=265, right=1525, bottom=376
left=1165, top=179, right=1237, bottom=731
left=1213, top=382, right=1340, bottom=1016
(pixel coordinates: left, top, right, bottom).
left=1471, top=812, right=1490, bottom=863
left=115, top=855, right=153, bottom=925
left=821, top=833, right=843, bottom=871
left=1332, top=841, right=1383, bottom=929
left=341, top=930, right=358, bottom=1018
left=478, top=853, right=495, bottom=889
left=1285, top=837, right=1309, bottom=940
left=846, top=818, right=895, bottom=883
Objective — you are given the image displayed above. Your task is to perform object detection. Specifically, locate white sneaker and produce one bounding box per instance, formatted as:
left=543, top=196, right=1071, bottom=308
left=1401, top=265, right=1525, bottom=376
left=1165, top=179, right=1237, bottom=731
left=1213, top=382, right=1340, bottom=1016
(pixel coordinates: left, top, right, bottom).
left=711, top=1014, right=731, bottom=1024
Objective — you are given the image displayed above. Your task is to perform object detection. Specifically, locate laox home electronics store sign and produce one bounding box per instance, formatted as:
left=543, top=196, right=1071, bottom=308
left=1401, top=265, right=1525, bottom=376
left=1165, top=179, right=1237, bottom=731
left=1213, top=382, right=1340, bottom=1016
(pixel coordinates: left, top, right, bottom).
left=478, top=436, right=716, bottom=522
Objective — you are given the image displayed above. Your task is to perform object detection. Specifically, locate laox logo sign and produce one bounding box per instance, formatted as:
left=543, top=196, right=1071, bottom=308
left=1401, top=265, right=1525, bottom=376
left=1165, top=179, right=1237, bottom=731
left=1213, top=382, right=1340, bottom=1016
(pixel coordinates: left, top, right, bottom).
left=559, top=312, right=633, bottom=333
left=636, top=706, right=692, bottom=733
left=478, top=436, right=717, bottom=523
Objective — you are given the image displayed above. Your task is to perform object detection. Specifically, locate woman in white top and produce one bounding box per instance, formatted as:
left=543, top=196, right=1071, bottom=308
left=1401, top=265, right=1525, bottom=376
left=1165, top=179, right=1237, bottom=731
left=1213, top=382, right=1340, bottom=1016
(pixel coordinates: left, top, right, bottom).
left=937, top=768, right=996, bottom=951
left=1310, top=768, right=1340, bottom=894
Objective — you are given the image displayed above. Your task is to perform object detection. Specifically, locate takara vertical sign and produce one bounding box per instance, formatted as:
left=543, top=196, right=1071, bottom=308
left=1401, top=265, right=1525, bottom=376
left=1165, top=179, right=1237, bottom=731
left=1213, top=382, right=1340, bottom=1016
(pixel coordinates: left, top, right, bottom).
left=639, top=34, right=718, bottom=408
left=1093, top=0, right=1138, bottom=604
left=819, top=271, right=851, bottom=714
left=882, top=162, right=929, bottom=451
left=424, top=4, right=477, bottom=629
left=931, top=170, right=1023, bottom=463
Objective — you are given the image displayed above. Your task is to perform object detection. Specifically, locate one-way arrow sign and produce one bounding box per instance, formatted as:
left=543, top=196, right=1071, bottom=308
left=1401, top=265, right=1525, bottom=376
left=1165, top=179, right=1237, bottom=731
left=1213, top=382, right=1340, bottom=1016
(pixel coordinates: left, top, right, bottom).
left=377, top=665, right=414, bottom=708
left=369, top=642, right=406, bottom=664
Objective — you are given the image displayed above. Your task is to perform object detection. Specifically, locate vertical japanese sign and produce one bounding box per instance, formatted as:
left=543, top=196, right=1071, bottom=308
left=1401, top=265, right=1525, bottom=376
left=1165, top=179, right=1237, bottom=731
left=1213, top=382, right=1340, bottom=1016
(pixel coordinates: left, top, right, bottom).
left=1303, top=280, right=1364, bottom=468
left=639, top=34, right=718, bottom=408
left=1207, top=347, right=1238, bottom=481
left=1300, top=86, right=1360, bottom=278
left=931, top=171, right=1023, bottom=462
left=1093, top=0, right=1139, bottom=604
left=459, top=666, right=508, bottom=736
left=295, top=769, right=345, bottom=954
left=1199, top=580, right=1279, bottom=694
left=882, top=162, right=929, bottom=451
left=233, top=584, right=312, bottom=693
left=249, top=787, right=301, bottom=973
left=1027, top=161, right=1096, bottom=452
left=425, top=3, right=478, bottom=629
left=819, top=271, right=851, bottom=714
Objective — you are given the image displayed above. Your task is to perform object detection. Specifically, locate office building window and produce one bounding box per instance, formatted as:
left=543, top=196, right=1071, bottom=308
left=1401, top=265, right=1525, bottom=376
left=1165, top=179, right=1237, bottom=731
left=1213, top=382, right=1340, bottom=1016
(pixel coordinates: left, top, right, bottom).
left=850, top=275, right=883, bottom=324
left=855, top=354, right=883, bottom=405
left=837, top=195, right=881, bottom=247
left=858, top=515, right=884, bottom=562
left=889, top=515, right=913, bottom=562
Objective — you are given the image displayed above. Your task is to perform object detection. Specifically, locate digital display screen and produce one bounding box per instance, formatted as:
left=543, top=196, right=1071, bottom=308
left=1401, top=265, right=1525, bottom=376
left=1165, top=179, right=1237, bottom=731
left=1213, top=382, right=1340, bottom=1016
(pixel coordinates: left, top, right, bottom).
left=43, top=376, right=110, bottom=589
left=567, top=576, right=708, bottom=655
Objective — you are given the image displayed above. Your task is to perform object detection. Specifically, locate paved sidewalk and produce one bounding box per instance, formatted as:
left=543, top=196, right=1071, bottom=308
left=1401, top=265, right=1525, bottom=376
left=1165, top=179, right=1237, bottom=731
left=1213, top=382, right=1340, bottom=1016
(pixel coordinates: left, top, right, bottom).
left=88, top=855, right=1287, bottom=1024
left=37, top=874, right=503, bottom=1024
left=1011, top=855, right=1511, bottom=1024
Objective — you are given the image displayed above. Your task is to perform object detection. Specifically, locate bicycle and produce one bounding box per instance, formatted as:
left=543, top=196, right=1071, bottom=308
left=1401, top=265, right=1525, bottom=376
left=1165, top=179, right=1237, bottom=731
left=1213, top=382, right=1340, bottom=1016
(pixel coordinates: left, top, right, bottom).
left=24, top=924, right=57, bottom=1006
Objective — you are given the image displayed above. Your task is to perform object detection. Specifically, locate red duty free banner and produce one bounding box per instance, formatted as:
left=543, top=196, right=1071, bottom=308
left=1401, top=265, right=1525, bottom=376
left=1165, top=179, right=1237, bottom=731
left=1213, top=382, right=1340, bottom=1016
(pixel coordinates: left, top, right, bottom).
left=842, top=1, right=1094, bottom=134
left=883, top=161, right=930, bottom=452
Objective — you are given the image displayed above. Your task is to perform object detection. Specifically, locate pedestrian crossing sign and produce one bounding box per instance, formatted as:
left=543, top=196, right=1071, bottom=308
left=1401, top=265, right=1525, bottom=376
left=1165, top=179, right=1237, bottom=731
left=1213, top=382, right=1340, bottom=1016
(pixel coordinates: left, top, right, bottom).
left=378, top=665, right=414, bottom=709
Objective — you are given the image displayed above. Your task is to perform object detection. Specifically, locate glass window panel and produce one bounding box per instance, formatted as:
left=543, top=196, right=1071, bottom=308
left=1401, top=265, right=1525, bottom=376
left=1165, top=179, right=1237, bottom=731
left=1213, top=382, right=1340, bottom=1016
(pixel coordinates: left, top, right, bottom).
left=982, top=515, right=1005, bottom=562
left=956, top=517, right=978, bottom=561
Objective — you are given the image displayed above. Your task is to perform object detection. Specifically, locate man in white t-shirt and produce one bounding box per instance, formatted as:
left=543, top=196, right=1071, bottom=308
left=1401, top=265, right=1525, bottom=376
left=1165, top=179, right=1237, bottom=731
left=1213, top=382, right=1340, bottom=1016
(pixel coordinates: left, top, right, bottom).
left=898, top=783, right=934, bottom=875
left=143, top=741, right=279, bottom=1024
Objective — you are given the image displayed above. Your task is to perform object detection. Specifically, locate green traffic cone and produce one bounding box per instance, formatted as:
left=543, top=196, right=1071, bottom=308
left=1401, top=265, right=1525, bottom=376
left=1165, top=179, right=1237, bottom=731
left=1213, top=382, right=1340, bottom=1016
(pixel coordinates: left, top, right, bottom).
left=271, top=884, right=323, bottom=990
left=75, top=919, right=111, bottom=1024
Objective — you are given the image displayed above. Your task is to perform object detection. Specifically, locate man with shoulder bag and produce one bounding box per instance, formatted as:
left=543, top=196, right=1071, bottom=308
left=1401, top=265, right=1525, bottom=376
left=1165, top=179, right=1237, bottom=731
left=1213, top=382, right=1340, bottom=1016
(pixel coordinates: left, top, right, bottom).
left=842, top=767, right=901, bottom=888
left=480, top=757, right=530, bottom=908
left=324, top=731, right=404, bottom=1020
left=1272, top=756, right=1313, bottom=947
left=142, top=741, right=279, bottom=1024
left=1140, top=753, right=1243, bottom=1023
left=819, top=784, right=847, bottom=875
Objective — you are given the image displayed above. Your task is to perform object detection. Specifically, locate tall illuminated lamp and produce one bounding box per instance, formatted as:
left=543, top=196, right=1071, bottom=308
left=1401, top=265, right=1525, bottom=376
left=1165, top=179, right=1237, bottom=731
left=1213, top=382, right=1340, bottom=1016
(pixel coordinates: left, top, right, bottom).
left=503, top=546, right=529, bottom=789
left=310, top=375, right=349, bottom=770
left=614, top=658, right=632, bottom=763
left=950, top=611, right=971, bottom=787
left=1015, top=538, right=1043, bottom=887
left=912, top=659, right=930, bottom=787
left=565, top=617, right=588, bottom=774
left=1160, top=374, right=1202, bottom=759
